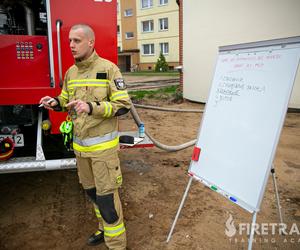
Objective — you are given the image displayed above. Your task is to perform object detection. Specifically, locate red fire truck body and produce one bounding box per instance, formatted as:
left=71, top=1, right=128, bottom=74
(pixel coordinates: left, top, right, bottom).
left=0, top=0, right=117, bottom=173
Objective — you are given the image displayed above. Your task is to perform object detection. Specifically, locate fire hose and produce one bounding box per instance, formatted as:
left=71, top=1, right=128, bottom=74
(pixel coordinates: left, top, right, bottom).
left=130, top=103, right=203, bottom=152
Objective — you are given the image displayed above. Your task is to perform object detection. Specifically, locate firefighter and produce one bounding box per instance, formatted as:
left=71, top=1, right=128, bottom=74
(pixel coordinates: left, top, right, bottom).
left=39, top=24, right=131, bottom=250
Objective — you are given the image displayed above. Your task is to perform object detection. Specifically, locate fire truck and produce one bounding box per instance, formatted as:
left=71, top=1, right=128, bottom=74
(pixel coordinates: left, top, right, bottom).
left=0, top=0, right=117, bottom=173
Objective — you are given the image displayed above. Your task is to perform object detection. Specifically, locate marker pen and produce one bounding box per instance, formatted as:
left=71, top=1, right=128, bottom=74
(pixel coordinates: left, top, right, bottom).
left=230, top=196, right=237, bottom=202
left=39, top=98, right=55, bottom=108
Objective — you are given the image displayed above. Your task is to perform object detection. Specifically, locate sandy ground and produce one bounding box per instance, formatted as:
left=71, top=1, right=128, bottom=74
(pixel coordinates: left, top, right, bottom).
left=0, top=98, right=299, bottom=250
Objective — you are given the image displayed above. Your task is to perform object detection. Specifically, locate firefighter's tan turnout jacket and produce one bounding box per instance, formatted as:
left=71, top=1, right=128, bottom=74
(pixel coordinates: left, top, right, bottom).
left=57, top=51, right=131, bottom=157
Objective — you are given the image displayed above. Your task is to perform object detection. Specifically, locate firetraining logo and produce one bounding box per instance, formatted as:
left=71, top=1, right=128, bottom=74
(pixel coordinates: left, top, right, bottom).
left=224, top=213, right=300, bottom=245
left=225, top=213, right=236, bottom=237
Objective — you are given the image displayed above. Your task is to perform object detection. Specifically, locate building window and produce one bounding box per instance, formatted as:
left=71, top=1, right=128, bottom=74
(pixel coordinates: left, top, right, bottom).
left=159, top=18, right=168, bottom=31
left=125, top=32, right=134, bottom=39
left=159, top=0, right=168, bottom=5
left=141, top=0, right=153, bottom=9
left=142, top=44, right=155, bottom=55
left=118, top=46, right=121, bottom=52
left=160, top=42, right=169, bottom=55
left=117, top=2, right=120, bottom=13
left=142, top=20, right=154, bottom=32
left=117, top=25, right=120, bottom=36
left=124, top=9, right=133, bottom=17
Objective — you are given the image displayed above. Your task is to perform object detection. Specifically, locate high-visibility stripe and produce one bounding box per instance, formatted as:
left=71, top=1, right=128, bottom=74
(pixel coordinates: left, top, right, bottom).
left=67, top=79, right=109, bottom=88
left=61, top=89, right=68, bottom=96
left=68, top=79, right=109, bottom=83
left=73, top=131, right=118, bottom=146
left=103, top=102, right=108, bottom=117
left=104, top=222, right=126, bottom=237
left=111, top=93, right=129, bottom=101
left=108, top=102, right=113, bottom=117
left=94, top=208, right=102, bottom=219
left=60, top=90, right=68, bottom=100
left=104, top=102, right=113, bottom=117
left=73, top=136, right=119, bottom=152
left=95, top=230, right=102, bottom=236
left=59, top=95, right=68, bottom=101
left=110, top=91, right=127, bottom=99
left=93, top=204, right=102, bottom=219
left=110, top=91, right=129, bottom=101
left=68, top=83, right=108, bottom=88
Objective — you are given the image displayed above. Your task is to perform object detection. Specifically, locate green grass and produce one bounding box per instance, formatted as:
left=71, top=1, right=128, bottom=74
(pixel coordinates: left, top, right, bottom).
left=129, top=85, right=182, bottom=101
left=123, top=71, right=179, bottom=77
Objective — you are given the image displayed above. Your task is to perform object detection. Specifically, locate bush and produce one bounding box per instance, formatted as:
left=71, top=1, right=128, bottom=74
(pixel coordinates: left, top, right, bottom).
left=155, top=52, right=169, bottom=72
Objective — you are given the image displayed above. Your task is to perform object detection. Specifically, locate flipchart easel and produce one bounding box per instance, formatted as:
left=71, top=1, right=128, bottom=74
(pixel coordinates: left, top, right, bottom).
left=167, top=166, right=283, bottom=250
left=166, top=36, right=300, bottom=250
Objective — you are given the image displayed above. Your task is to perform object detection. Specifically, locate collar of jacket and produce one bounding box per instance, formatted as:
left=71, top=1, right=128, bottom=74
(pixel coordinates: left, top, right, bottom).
left=75, top=50, right=99, bottom=70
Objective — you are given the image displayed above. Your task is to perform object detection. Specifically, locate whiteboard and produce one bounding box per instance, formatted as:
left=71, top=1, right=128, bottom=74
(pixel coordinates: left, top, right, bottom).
left=182, top=0, right=300, bottom=108
left=189, top=37, right=300, bottom=213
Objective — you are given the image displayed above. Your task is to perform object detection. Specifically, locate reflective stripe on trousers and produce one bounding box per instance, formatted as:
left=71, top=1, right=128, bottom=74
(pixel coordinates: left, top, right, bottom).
left=104, top=222, right=126, bottom=237
left=94, top=207, right=101, bottom=219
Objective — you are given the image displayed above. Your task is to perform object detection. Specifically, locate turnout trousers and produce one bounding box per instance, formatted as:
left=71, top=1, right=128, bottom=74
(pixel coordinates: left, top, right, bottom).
left=76, top=152, right=126, bottom=250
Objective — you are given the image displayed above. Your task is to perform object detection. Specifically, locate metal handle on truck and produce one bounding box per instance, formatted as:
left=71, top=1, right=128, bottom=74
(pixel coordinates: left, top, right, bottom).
left=56, top=19, right=63, bottom=88
left=46, top=0, right=55, bottom=87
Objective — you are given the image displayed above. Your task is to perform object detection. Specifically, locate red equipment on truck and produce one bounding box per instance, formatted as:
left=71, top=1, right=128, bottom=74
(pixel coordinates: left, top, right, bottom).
left=0, top=0, right=117, bottom=173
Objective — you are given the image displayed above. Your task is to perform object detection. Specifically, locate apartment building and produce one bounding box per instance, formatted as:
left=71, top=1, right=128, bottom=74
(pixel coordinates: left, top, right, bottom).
left=117, top=0, right=179, bottom=71
left=117, top=0, right=139, bottom=72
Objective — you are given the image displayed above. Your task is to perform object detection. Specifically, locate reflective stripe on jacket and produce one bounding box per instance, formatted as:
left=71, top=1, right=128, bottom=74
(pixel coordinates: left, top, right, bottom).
left=73, top=131, right=119, bottom=152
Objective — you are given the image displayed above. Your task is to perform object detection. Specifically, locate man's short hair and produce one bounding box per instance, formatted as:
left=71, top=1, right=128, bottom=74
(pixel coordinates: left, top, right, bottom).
left=71, top=24, right=95, bottom=41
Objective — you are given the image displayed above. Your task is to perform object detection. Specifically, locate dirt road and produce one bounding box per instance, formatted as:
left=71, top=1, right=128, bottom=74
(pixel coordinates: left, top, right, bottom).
left=0, top=99, right=299, bottom=250
left=124, top=74, right=179, bottom=90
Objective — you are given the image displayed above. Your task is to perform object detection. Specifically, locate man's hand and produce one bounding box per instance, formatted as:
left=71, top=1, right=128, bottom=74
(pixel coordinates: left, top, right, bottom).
left=39, top=96, right=58, bottom=110
left=66, top=100, right=90, bottom=114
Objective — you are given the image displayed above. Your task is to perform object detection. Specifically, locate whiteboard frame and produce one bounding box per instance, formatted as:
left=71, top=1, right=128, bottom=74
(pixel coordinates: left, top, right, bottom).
left=219, top=36, right=300, bottom=52
left=188, top=36, right=300, bottom=213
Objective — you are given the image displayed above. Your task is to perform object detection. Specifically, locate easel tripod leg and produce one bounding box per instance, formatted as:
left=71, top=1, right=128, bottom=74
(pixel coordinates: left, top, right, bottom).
left=166, top=176, right=193, bottom=243
left=248, top=211, right=257, bottom=250
left=271, top=165, right=283, bottom=224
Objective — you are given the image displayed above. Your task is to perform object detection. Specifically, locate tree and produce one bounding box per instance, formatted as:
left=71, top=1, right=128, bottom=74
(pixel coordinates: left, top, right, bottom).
left=155, top=52, right=169, bottom=72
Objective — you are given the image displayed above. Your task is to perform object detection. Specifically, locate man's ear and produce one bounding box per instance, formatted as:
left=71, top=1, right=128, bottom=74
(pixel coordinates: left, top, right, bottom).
left=89, top=39, right=95, bottom=47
